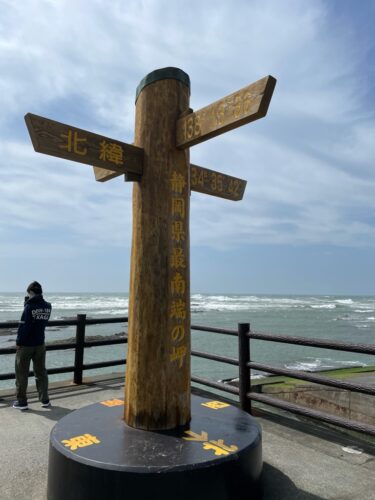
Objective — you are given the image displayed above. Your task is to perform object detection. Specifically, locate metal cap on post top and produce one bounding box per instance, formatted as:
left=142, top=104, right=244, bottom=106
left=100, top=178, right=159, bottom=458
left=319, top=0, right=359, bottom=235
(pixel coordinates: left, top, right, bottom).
left=135, top=67, right=190, bottom=102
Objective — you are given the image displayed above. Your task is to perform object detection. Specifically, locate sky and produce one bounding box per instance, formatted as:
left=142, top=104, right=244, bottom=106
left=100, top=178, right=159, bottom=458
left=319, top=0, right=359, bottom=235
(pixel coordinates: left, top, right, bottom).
left=0, top=0, right=374, bottom=295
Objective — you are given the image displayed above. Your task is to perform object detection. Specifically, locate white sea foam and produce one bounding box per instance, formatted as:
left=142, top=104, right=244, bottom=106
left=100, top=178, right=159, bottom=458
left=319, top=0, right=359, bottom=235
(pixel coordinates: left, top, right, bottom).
left=0, top=296, right=25, bottom=313
left=94, top=310, right=128, bottom=316
left=49, top=297, right=128, bottom=311
left=285, top=358, right=335, bottom=371
left=334, top=360, right=368, bottom=366
left=251, top=373, right=268, bottom=380
left=190, top=294, right=315, bottom=312
left=335, top=299, right=354, bottom=305
left=0, top=293, right=374, bottom=324
left=310, top=304, right=336, bottom=309
left=0, top=292, right=372, bottom=316
left=284, top=357, right=366, bottom=372
left=0, top=294, right=129, bottom=319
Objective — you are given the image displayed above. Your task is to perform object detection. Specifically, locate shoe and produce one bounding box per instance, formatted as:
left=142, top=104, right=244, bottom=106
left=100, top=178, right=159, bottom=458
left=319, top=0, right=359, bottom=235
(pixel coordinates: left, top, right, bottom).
left=41, top=400, right=51, bottom=408
left=13, top=401, right=28, bottom=410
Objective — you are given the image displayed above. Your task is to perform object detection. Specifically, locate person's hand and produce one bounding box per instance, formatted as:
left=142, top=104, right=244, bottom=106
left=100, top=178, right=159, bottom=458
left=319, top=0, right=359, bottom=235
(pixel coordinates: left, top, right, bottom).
left=16, top=345, right=21, bottom=351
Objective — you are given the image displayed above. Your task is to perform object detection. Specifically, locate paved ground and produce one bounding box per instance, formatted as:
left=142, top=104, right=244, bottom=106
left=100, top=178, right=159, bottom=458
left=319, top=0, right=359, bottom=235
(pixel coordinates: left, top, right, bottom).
left=0, top=375, right=374, bottom=500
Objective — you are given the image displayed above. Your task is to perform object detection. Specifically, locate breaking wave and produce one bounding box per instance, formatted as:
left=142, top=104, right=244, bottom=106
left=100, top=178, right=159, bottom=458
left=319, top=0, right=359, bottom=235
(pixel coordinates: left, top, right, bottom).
left=284, top=358, right=367, bottom=372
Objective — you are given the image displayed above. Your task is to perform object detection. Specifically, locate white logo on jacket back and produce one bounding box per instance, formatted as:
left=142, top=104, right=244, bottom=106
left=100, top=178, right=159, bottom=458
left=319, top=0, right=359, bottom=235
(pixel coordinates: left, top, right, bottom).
left=32, top=308, right=51, bottom=320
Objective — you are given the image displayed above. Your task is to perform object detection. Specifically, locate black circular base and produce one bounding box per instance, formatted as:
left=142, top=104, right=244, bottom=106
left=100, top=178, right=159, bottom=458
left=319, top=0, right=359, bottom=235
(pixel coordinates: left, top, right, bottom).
left=47, top=395, right=262, bottom=500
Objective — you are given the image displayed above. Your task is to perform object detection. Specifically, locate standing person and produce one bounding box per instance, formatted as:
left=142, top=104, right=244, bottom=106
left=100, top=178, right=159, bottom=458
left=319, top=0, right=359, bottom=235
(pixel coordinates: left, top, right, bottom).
left=13, top=281, right=52, bottom=410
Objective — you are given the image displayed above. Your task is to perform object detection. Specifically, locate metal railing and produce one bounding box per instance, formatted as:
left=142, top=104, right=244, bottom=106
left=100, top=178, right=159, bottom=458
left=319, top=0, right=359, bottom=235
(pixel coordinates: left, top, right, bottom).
left=0, top=314, right=128, bottom=383
left=187, top=323, right=375, bottom=437
left=1, top=317, right=374, bottom=436
left=244, top=325, right=375, bottom=436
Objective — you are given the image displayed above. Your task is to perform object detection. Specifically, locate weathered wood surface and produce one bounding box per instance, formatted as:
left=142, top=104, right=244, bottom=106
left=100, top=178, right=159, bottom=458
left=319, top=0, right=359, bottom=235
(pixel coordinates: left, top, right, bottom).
left=93, top=163, right=246, bottom=200
left=191, top=164, right=246, bottom=201
left=176, top=75, right=276, bottom=148
left=124, top=75, right=191, bottom=430
left=25, top=113, right=144, bottom=174
left=93, top=165, right=126, bottom=182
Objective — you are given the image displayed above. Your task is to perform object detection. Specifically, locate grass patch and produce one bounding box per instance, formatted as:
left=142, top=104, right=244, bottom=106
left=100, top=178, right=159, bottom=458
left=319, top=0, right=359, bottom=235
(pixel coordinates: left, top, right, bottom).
left=252, top=365, right=375, bottom=389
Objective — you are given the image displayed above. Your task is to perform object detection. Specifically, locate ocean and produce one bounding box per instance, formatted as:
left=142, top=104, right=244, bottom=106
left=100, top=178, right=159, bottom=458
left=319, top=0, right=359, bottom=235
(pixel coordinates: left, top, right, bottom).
left=0, top=293, right=374, bottom=390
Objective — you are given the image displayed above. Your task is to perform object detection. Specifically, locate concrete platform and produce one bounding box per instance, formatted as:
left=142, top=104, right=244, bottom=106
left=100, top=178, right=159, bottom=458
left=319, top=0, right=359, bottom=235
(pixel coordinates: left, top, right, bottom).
left=0, top=374, right=374, bottom=500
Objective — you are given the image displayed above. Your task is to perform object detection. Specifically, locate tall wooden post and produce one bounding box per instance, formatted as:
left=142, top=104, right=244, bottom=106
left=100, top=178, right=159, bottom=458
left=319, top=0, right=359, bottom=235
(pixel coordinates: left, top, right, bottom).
left=124, top=68, right=191, bottom=430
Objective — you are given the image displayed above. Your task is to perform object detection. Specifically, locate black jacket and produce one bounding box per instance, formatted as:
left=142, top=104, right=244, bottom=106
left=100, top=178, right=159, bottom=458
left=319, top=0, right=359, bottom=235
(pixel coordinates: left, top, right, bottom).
left=16, top=295, right=52, bottom=346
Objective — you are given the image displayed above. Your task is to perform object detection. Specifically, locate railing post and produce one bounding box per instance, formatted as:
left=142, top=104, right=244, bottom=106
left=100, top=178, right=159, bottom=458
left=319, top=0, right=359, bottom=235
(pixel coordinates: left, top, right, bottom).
left=238, top=322, right=251, bottom=414
left=74, top=314, right=86, bottom=384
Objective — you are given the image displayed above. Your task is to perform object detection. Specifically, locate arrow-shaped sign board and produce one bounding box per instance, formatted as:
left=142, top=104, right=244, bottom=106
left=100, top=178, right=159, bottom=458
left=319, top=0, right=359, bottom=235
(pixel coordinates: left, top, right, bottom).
left=92, top=164, right=246, bottom=201
left=190, top=164, right=246, bottom=201
left=25, top=113, right=144, bottom=175
left=176, top=75, right=276, bottom=149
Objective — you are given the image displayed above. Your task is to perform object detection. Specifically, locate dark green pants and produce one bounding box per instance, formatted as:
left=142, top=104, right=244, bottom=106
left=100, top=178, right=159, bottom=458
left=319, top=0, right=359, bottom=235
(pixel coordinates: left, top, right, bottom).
left=15, top=344, right=49, bottom=405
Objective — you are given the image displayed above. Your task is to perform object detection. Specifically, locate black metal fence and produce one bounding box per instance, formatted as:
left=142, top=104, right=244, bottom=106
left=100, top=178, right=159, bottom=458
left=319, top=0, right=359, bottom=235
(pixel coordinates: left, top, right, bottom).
left=0, top=315, right=128, bottom=383
left=1, top=316, right=374, bottom=436
left=191, top=323, right=375, bottom=436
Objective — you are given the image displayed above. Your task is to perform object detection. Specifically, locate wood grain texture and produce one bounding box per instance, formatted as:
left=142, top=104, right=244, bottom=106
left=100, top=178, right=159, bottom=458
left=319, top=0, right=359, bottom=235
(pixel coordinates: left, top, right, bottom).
left=176, top=75, right=276, bottom=149
left=93, top=164, right=247, bottom=200
left=93, top=165, right=126, bottom=181
left=124, top=78, right=191, bottom=430
left=191, top=164, right=246, bottom=201
left=25, top=113, right=144, bottom=174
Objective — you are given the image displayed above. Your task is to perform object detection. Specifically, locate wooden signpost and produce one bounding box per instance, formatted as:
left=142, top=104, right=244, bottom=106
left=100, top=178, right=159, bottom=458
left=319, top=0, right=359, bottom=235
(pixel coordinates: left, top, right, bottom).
left=190, top=164, right=246, bottom=200
left=93, top=163, right=247, bottom=201
left=124, top=71, right=192, bottom=430
left=25, top=113, right=144, bottom=175
left=25, top=67, right=275, bottom=432
left=176, top=75, right=276, bottom=148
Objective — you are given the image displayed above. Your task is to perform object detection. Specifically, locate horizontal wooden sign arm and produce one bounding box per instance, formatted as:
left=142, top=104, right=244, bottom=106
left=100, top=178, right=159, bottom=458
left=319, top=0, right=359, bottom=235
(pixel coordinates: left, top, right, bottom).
left=24, top=113, right=144, bottom=175
left=176, top=75, right=276, bottom=149
left=190, top=164, right=246, bottom=201
left=92, top=163, right=246, bottom=201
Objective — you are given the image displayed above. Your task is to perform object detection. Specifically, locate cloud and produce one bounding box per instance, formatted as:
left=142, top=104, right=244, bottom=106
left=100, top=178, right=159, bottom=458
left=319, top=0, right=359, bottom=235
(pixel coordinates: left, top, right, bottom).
left=0, top=139, right=132, bottom=249
left=0, top=0, right=374, bottom=274
left=190, top=127, right=375, bottom=248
